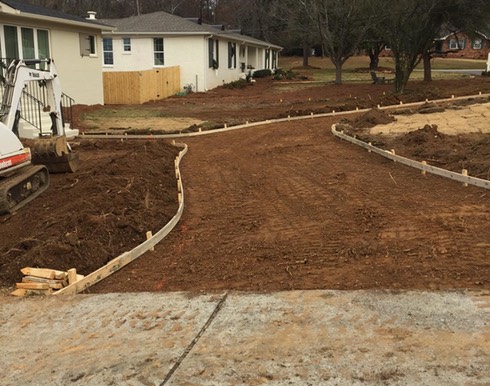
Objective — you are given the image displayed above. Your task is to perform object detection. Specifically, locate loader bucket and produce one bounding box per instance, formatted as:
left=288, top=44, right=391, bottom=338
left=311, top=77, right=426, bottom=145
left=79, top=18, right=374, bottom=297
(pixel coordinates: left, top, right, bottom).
left=23, top=137, right=80, bottom=173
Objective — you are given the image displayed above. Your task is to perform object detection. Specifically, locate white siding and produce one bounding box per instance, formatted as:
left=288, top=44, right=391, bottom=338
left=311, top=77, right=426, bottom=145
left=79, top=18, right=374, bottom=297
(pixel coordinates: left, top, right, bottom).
left=102, top=33, right=280, bottom=93
left=103, top=35, right=246, bottom=92
left=0, top=15, right=105, bottom=105
left=203, top=39, right=241, bottom=90
left=50, top=28, right=104, bottom=105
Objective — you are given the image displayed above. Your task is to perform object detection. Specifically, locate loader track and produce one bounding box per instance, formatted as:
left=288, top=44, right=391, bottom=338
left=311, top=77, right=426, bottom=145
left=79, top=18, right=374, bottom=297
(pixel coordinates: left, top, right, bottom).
left=0, top=165, right=49, bottom=214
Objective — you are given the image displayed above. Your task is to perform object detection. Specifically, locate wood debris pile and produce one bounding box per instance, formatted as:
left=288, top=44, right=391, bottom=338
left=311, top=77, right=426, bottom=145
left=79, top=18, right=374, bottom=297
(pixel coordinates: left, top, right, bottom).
left=11, top=267, right=83, bottom=297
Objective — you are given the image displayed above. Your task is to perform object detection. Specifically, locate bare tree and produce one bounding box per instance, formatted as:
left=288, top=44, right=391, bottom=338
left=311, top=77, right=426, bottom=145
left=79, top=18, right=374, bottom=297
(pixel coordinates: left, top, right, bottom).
left=300, top=0, right=371, bottom=83
left=377, top=0, right=490, bottom=93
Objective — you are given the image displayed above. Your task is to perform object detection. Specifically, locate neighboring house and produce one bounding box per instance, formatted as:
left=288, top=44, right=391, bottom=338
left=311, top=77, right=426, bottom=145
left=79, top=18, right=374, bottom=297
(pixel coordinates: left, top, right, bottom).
left=99, top=12, right=282, bottom=98
left=380, top=27, right=490, bottom=60
left=435, top=30, right=490, bottom=59
left=0, top=0, right=113, bottom=105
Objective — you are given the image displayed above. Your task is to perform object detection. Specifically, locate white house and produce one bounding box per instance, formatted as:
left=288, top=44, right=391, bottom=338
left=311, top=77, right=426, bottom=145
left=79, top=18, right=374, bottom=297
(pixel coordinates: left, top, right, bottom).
left=0, top=0, right=113, bottom=105
left=99, top=12, right=282, bottom=94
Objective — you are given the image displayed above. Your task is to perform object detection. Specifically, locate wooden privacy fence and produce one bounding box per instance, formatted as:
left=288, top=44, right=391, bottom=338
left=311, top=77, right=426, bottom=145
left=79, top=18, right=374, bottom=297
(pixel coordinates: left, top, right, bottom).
left=103, top=67, right=180, bottom=104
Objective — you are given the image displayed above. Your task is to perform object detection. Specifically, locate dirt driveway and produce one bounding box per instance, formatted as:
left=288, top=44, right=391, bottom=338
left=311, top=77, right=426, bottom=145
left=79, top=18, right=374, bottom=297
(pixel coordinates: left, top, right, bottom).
left=1, top=76, right=489, bottom=292
left=92, top=116, right=489, bottom=293
left=0, top=74, right=489, bottom=385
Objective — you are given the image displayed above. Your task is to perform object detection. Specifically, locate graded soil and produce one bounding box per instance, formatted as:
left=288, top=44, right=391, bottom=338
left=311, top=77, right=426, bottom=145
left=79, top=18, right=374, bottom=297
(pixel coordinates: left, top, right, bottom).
left=1, top=76, right=489, bottom=293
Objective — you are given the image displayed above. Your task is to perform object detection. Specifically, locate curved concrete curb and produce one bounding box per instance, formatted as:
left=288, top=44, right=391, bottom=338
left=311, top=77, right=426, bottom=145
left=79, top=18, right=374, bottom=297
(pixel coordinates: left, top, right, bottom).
left=53, top=143, right=188, bottom=295
left=331, top=125, right=490, bottom=189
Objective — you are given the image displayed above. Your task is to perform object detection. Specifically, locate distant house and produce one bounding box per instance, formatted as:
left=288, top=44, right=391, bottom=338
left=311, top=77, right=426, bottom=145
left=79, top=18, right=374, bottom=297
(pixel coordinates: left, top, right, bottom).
left=99, top=11, right=281, bottom=102
left=380, top=27, right=490, bottom=60
left=435, top=30, right=490, bottom=59
left=0, top=0, right=112, bottom=105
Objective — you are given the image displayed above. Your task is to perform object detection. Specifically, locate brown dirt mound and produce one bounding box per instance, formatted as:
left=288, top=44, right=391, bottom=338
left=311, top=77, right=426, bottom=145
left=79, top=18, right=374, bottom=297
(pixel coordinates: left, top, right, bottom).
left=401, top=124, right=446, bottom=145
left=360, top=125, right=490, bottom=178
left=0, top=139, right=179, bottom=289
left=353, top=108, right=396, bottom=128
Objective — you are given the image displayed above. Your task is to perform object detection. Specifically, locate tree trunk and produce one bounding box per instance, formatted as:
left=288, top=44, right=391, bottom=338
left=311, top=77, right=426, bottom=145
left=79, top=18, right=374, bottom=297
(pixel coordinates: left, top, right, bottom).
left=368, top=50, right=379, bottom=71
left=335, top=63, right=342, bottom=84
left=303, top=43, right=310, bottom=67
left=423, top=51, right=432, bottom=82
left=394, top=56, right=410, bottom=94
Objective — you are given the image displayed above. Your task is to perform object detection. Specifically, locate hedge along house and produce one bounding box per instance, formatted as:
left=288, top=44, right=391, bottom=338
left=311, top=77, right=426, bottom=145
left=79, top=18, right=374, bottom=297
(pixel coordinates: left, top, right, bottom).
left=99, top=11, right=281, bottom=104
left=0, top=0, right=112, bottom=105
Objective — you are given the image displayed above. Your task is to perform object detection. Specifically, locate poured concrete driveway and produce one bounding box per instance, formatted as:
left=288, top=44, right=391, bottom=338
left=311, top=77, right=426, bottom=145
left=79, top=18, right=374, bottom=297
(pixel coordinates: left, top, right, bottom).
left=1, top=290, right=489, bottom=385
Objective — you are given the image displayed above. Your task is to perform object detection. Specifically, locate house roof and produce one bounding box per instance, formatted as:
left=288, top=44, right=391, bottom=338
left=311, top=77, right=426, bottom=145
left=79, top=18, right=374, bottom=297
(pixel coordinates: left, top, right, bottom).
left=100, top=11, right=282, bottom=50
left=100, top=11, right=213, bottom=34
left=0, top=0, right=112, bottom=30
left=436, top=23, right=490, bottom=41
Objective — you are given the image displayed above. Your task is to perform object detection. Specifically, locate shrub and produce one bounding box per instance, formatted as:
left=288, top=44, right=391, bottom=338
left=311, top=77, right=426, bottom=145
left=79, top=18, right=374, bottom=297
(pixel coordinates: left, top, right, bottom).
left=272, top=68, right=306, bottom=81
left=222, top=79, right=248, bottom=89
left=252, top=69, right=273, bottom=78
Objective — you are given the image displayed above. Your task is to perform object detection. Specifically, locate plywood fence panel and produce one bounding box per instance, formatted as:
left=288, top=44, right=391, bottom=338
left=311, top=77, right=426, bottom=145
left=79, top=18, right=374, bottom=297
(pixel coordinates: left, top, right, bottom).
left=103, top=71, right=141, bottom=105
left=103, top=67, right=180, bottom=105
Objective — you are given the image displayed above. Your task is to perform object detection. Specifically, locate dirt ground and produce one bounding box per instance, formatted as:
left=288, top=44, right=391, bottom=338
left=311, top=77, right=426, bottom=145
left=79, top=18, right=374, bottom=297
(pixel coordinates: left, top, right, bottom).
left=1, top=75, right=489, bottom=293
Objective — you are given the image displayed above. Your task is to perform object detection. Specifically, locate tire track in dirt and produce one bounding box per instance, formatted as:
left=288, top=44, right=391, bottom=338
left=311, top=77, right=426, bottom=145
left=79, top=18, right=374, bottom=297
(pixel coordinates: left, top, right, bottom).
left=93, top=117, right=489, bottom=293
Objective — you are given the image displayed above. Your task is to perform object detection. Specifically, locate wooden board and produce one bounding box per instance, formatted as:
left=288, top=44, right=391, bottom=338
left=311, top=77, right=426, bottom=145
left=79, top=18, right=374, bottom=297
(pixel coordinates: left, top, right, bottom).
left=22, top=276, right=65, bottom=289
left=16, top=282, right=50, bottom=290
left=11, top=288, right=53, bottom=297
left=20, top=267, right=67, bottom=280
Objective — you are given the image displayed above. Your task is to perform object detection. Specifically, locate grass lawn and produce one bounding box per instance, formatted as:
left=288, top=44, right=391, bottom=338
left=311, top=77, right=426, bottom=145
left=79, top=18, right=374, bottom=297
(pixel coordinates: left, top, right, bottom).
left=278, top=55, right=487, bottom=83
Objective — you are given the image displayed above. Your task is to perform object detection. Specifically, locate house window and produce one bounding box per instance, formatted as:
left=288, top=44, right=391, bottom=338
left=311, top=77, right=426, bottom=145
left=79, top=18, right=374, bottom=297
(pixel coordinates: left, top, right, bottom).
left=80, top=33, right=97, bottom=56
left=21, top=28, right=35, bottom=60
left=1, top=26, right=51, bottom=67
left=449, top=38, right=465, bottom=50
left=89, top=35, right=96, bottom=54
left=472, top=38, right=482, bottom=49
left=4, top=25, right=19, bottom=61
left=265, top=49, right=270, bottom=69
left=103, top=38, right=114, bottom=65
left=37, top=30, right=50, bottom=60
left=123, top=37, right=131, bottom=52
left=153, top=38, right=164, bottom=66
left=208, top=38, right=219, bottom=69
left=272, top=50, right=277, bottom=69
left=228, top=42, right=236, bottom=69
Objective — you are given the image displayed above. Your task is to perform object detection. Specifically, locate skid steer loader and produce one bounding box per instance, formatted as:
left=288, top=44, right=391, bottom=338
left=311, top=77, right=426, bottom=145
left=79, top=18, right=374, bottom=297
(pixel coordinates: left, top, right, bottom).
left=0, top=59, right=79, bottom=214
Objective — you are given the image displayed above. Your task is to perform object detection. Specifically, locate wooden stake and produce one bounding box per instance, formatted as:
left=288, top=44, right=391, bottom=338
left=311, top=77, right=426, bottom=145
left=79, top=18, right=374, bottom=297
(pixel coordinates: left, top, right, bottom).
left=421, top=161, right=427, bottom=175
left=462, top=169, right=468, bottom=187
left=67, top=268, right=78, bottom=285
left=146, top=231, right=154, bottom=251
